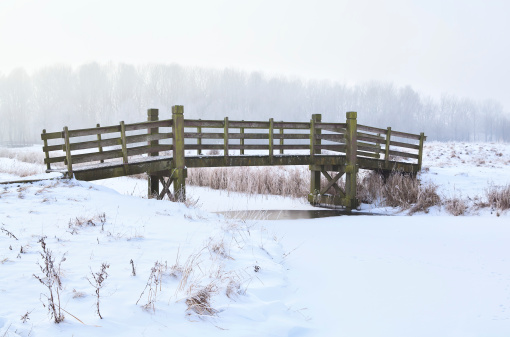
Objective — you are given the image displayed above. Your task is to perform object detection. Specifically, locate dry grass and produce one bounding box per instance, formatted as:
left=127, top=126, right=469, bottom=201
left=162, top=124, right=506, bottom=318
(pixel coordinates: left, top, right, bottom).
left=185, top=284, right=219, bottom=316
left=187, top=166, right=309, bottom=198
left=486, top=184, right=510, bottom=211
left=444, top=196, right=468, bottom=216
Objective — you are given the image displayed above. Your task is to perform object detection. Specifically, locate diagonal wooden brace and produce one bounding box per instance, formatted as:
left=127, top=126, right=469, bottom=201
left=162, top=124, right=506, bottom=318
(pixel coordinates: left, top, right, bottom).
left=320, top=170, right=346, bottom=197
left=158, top=176, right=174, bottom=200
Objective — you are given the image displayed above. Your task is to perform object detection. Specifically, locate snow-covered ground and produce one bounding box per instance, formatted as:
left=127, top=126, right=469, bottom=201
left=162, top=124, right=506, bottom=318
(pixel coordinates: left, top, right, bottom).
left=1, top=142, right=509, bottom=337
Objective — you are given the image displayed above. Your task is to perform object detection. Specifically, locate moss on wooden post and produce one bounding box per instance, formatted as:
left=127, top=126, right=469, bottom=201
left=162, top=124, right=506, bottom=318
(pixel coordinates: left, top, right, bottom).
left=147, top=109, right=159, bottom=198
left=308, top=114, right=322, bottom=204
left=345, top=111, right=358, bottom=210
left=172, top=105, right=186, bottom=201
left=63, top=126, right=73, bottom=178
left=385, top=127, right=391, bottom=163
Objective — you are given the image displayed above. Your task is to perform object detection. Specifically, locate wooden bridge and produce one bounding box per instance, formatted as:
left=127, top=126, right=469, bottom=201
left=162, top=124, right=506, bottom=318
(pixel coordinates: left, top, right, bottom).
left=41, top=106, right=426, bottom=209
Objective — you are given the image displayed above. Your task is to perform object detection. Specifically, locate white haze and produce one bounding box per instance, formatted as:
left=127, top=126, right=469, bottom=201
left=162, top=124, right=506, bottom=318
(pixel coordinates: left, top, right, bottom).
left=0, top=63, right=509, bottom=145
left=0, top=0, right=509, bottom=110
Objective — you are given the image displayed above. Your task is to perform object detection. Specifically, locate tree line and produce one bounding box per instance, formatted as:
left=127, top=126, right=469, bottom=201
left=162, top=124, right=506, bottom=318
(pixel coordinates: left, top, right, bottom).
left=0, top=62, right=508, bottom=144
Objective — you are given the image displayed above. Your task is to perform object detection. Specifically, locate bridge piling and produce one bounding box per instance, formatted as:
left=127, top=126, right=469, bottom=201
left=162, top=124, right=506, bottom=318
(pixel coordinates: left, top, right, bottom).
left=172, top=105, right=186, bottom=201
left=345, top=111, right=359, bottom=210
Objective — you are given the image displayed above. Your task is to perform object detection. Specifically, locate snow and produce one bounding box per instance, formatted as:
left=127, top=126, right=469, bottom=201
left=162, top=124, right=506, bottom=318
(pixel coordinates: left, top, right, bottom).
left=1, top=142, right=510, bottom=337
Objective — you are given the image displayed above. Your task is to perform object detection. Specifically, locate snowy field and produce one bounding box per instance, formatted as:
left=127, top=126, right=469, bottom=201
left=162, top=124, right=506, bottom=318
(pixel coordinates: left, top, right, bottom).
left=1, top=142, right=510, bottom=337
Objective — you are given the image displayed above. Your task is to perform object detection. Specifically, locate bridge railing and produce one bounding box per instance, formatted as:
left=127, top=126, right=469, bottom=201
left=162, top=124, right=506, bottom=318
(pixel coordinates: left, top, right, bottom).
left=41, top=107, right=426, bottom=177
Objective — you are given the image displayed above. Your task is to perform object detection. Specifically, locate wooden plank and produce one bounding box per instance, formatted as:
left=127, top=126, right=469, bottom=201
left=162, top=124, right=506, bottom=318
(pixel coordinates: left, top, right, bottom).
left=124, top=119, right=172, bottom=131
left=42, top=144, right=63, bottom=152
left=184, top=132, right=224, bottom=139
left=227, top=121, right=270, bottom=128
left=357, top=134, right=384, bottom=144
left=227, top=145, right=270, bottom=150
left=388, top=149, right=420, bottom=160
left=125, top=132, right=173, bottom=146
left=127, top=144, right=172, bottom=156
left=320, top=126, right=347, bottom=133
left=357, top=151, right=381, bottom=159
left=68, top=137, right=121, bottom=151
left=357, top=124, right=388, bottom=134
left=184, top=144, right=224, bottom=150
left=317, top=134, right=345, bottom=142
left=357, top=144, right=381, bottom=153
left=390, top=129, right=421, bottom=140
left=272, top=122, right=310, bottom=129
left=68, top=125, right=121, bottom=138
left=389, top=140, right=420, bottom=150
left=315, top=144, right=347, bottom=152
left=274, top=133, right=310, bottom=140
left=273, top=144, right=310, bottom=150
left=41, top=131, right=63, bottom=140
left=316, top=122, right=347, bottom=129
left=228, top=133, right=268, bottom=140
left=184, top=119, right=224, bottom=128
left=44, top=156, right=66, bottom=164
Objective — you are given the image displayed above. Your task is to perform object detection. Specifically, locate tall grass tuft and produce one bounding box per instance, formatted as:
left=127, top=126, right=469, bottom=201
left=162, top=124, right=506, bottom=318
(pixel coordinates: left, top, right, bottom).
left=486, top=184, right=510, bottom=211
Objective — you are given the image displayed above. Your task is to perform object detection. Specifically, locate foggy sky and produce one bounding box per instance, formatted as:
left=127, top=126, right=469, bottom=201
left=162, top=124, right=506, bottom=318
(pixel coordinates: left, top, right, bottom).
left=0, top=0, right=509, bottom=111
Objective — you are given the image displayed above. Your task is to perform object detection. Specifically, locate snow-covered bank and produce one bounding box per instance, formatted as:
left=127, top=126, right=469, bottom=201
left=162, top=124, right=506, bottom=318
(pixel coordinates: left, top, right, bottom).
left=1, top=142, right=510, bottom=336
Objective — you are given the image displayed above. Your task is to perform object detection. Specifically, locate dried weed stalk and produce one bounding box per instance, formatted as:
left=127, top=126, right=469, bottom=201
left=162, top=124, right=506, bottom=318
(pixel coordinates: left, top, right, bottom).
left=136, top=261, right=166, bottom=312
left=186, top=283, right=218, bottom=317
left=33, top=237, right=66, bottom=323
left=87, top=262, right=110, bottom=319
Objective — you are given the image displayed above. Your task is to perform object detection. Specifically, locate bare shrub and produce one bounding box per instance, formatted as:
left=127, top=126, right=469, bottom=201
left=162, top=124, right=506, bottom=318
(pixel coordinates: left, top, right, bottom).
left=381, top=173, right=420, bottom=208
left=87, top=262, right=110, bottom=319
left=444, top=197, right=468, bottom=216
left=68, top=213, right=107, bottom=233
left=33, top=237, right=66, bottom=323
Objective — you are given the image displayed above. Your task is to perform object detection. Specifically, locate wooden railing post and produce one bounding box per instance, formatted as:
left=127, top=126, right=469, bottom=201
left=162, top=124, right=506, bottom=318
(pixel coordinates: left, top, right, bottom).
left=385, top=127, right=391, bottom=163
left=224, top=117, right=229, bottom=159
left=269, top=118, right=274, bottom=162
left=279, top=122, right=284, bottom=155
left=197, top=119, right=202, bottom=155
left=308, top=114, right=322, bottom=204
left=345, top=111, right=358, bottom=210
left=172, top=105, right=186, bottom=201
left=240, top=121, right=245, bottom=155
left=96, top=124, right=104, bottom=163
left=42, top=129, right=51, bottom=170
left=63, top=126, right=73, bottom=178
left=147, top=108, right=159, bottom=198
left=418, top=132, right=425, bottom=171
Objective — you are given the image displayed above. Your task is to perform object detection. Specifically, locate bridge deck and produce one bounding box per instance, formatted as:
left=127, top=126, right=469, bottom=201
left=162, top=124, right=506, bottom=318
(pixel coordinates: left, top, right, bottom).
left=52, top=154, right=419, bottom=181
